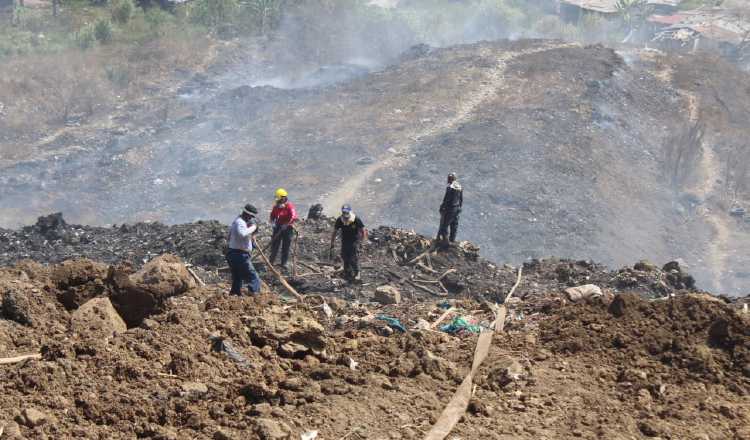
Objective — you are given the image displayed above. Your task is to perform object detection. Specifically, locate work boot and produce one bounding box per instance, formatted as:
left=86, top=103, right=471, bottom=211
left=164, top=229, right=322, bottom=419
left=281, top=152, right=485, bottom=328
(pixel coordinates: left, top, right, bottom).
left=353, top=272, right=362, bottom=283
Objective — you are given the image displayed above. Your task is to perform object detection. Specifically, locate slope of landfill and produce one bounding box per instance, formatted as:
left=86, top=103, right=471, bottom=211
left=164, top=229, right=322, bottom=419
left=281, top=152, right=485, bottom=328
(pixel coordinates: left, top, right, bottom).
left=1, top=215, right=749, bottom=440
left=4, top=39, right=750, bottom=295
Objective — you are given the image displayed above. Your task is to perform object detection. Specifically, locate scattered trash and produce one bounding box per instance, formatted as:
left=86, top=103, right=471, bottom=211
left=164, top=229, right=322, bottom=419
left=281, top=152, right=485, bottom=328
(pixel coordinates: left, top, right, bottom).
left=564, top=284, right=602, bottom=302
left=730, top=206, right=746, bottom=217
left=348, top=356, right=359, bottom=371
left=438, top=301, right=452, bottom=309
left=440, top=316, right=482, bottom=335
left=414, top=318, right=431, bottom=330
left=301, top=430, right=319, bottom=440
left=322, top=302, right=333, bottom=319
left=376, top=315, right=406, bottom=333
left=209, top=335, right=251, bottom=368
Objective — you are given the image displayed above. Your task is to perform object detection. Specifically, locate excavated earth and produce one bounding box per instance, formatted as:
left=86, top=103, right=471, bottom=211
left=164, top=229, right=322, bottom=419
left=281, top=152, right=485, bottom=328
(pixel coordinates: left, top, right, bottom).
left=1, top=215, right=749, bottom=439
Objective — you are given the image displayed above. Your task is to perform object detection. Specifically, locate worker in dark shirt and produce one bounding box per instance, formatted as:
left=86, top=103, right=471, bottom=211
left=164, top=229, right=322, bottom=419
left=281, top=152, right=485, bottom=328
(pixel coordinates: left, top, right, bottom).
left=437, top=172, right=463, bottom=244
left=330, top=204, right=367, bottom=282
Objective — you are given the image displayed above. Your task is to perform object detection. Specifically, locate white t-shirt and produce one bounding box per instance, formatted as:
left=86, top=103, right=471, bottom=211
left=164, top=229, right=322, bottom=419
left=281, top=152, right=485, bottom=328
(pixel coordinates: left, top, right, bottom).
left=228, top=217, right=257, bottom=252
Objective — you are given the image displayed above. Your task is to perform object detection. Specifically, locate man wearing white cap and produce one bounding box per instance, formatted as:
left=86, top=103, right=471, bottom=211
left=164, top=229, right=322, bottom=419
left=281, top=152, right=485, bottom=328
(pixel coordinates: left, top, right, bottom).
left=226, top=204, right=261, bottom=295
left=330, top=204, right=367, bottom=282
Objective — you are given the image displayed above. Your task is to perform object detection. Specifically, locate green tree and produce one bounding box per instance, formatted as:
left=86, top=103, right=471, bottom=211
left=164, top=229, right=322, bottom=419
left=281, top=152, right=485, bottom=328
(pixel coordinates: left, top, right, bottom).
left=616, top=0, right=652, bottom=39
left=111, top=0, right=135, bottom=24
left=94, top=18, right=113, bottom=43
left=190, top=0, right=239, bottom=28
left=247, top=0, right=283, bottom=34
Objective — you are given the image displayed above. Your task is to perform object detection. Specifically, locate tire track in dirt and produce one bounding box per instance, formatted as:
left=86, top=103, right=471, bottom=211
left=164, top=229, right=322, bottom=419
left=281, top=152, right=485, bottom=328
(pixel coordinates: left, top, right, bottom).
left=683, top=92, right=729, bottom=292
left=321, top=42, right=579, bottom=213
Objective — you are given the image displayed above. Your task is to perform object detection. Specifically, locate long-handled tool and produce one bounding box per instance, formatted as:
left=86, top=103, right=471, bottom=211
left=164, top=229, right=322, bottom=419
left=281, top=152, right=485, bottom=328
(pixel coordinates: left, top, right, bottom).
left=252, top=237, right=303, bottom=302
left=291, top=228, right=299, bottom=278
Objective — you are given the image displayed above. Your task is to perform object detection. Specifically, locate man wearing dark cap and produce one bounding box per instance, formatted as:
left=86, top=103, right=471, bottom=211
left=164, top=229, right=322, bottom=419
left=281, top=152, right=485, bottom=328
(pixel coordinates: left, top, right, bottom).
left=226, top=204, right=261, bottom=295
left=437, top=172, right=463, bottom=244
left=330, top=204, right=367, bottom=282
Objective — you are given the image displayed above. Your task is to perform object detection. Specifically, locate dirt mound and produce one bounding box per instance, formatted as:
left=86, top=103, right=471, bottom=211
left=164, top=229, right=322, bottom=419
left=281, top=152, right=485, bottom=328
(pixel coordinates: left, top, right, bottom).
left=541, top=293, right=749, bottom=386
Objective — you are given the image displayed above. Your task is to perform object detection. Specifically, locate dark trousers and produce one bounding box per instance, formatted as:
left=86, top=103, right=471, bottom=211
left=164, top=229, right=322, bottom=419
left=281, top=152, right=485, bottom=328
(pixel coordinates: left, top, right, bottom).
left=341, top=242, right=360, bottom=279
left=437, top=210, right=460, bottom=242
left=226, top=249, right=261, bottom=295
left=269, top=226, right=293, bottom=266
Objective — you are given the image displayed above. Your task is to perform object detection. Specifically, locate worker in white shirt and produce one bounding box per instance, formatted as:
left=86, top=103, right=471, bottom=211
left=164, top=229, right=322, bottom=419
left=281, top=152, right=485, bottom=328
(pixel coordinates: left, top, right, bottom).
left=226, top=204, right=261, bottom=295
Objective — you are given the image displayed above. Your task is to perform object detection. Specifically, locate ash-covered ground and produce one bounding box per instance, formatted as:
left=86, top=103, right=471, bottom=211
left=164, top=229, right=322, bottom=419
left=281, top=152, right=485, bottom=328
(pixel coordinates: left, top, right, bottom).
left=2, top=39, right=750, bottom=295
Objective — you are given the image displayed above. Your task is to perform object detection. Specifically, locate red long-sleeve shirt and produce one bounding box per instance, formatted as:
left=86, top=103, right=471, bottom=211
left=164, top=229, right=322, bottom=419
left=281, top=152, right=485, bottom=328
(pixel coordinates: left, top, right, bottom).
left=270, top=202, right=298, bottom=226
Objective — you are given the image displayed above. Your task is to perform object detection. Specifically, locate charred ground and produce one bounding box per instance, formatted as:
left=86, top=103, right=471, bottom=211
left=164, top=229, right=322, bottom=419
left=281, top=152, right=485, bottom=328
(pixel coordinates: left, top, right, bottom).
left=2, top=39, right=750, bottom=294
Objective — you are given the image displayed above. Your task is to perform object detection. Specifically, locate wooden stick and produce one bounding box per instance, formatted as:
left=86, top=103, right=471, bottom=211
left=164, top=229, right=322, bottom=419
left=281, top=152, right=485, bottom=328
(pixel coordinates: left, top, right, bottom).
left=417, top=262, right=439, bottom=274
left=408, top=280, right=446, bottom=297
left=185, top=266, right=205, bottom=287
left=430, top=306, right=456, bottom=329
left=298, top=261, right=323, bottom=274
left=0, top=353, right=41, bottom=365
left=407, top=244, right=436, bottom=265
left=438, top=281, right=449, bottom=294
left=438, top=269, right=457, bottom=280
left=292, top=230, right=299, bottom=278
left=415, top=278, right=441, bottom=284
left=253, top=239, right=304, bottom=302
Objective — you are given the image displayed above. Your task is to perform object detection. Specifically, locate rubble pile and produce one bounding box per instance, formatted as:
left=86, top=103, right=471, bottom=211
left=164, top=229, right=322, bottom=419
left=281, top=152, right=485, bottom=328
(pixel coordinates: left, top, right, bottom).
left=0, top=215, right=748, bottom=439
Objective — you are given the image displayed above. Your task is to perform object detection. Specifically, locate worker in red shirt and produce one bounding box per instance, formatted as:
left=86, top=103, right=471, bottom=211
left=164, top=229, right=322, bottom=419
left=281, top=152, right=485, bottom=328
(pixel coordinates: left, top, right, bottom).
left=269, top=188, right=298, bottom=271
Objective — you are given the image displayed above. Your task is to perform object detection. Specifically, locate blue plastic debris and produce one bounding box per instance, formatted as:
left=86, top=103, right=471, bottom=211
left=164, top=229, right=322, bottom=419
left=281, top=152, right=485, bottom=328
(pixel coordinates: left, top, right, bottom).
left=376, top=315, right=406, bottom=333
left=440, top=316, right=482, bottom=335
left=438, top=301, right=452, bottom=309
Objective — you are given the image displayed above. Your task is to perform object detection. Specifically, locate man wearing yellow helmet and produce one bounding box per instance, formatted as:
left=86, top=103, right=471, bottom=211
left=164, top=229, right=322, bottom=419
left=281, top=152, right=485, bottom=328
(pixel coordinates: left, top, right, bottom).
left=269, top=188, right=298, bottom=271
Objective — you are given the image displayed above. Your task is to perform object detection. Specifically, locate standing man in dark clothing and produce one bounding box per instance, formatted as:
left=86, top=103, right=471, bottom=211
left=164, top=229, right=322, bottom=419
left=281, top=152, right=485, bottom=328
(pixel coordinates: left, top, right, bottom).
left=437, top=172, right=463, bottom=244
left=330, top=204, right=367, bottom=282
left=226, top=204, right=261, bottom=295
left=269, top=188, right=298, bottom=271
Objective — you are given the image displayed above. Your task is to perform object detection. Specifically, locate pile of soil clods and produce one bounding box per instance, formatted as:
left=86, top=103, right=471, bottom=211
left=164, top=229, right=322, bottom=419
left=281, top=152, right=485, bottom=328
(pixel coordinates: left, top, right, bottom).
left=541, top=293, right=750, bottom=389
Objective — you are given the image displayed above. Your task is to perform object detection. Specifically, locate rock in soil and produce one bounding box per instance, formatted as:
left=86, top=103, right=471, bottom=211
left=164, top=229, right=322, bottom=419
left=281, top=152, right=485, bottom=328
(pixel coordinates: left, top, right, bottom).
left=71, top=297, right=127, bottom=337
left=374, top=285, right=401, bottom=305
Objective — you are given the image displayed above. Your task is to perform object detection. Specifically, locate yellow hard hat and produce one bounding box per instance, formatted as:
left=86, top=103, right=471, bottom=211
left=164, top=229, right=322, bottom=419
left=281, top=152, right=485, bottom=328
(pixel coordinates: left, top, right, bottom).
left=274, top=188, right=288, bottom=201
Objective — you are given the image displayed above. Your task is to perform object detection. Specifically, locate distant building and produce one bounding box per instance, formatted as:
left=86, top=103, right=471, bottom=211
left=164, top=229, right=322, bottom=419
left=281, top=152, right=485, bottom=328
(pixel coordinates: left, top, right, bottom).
left=558, top=0, right=683, bottom=22
left=650, top=7, right=750, bottom=55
